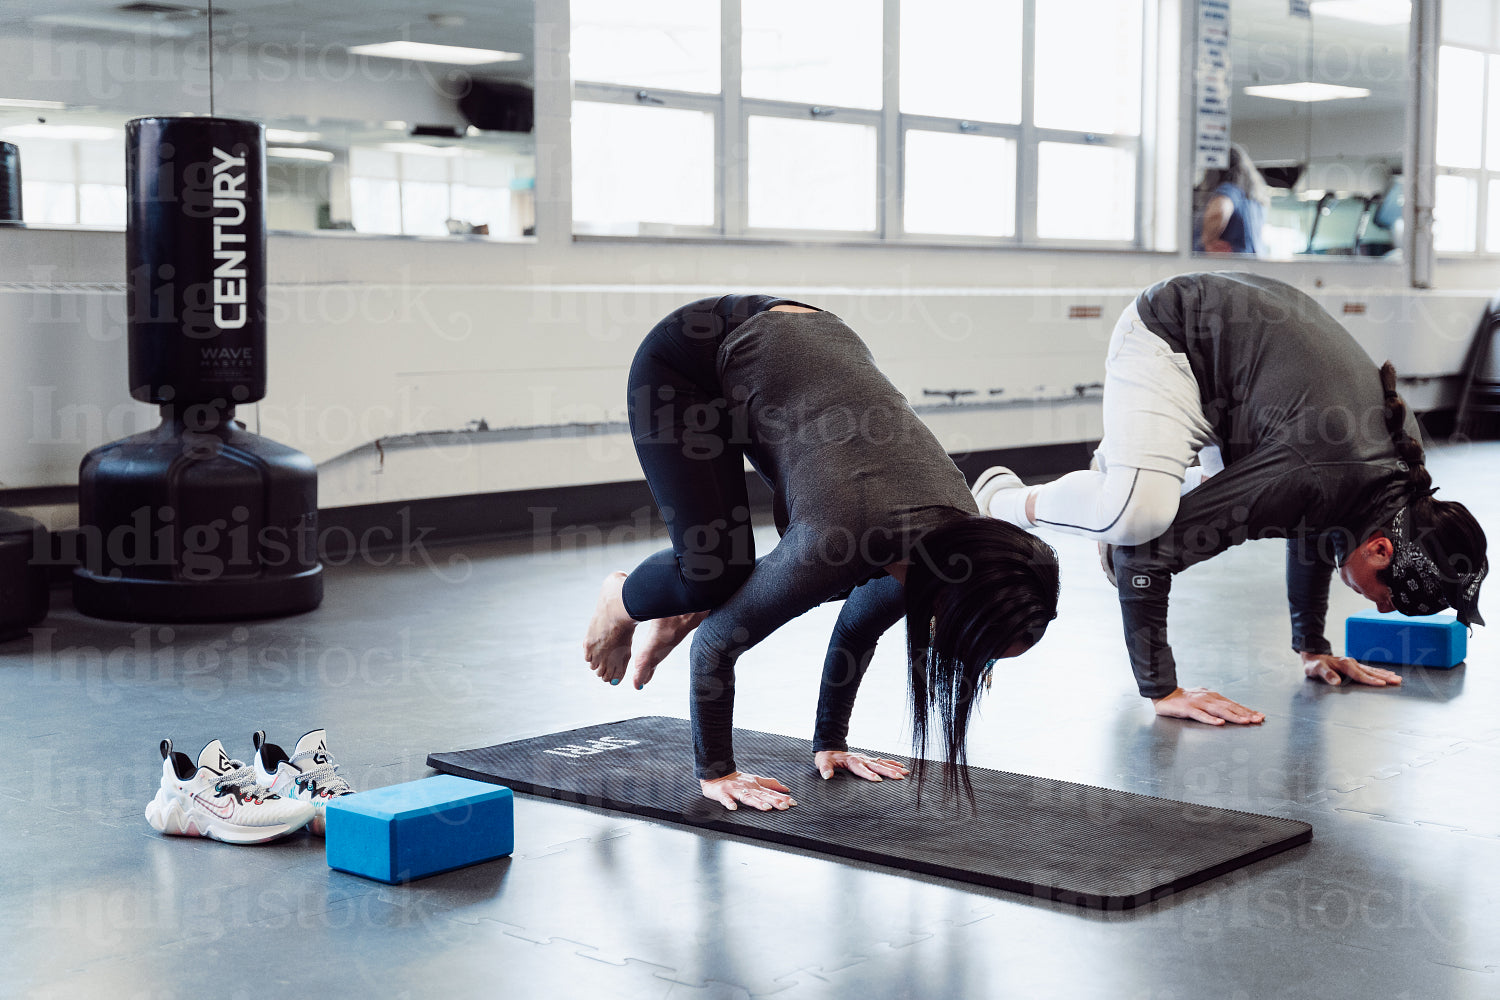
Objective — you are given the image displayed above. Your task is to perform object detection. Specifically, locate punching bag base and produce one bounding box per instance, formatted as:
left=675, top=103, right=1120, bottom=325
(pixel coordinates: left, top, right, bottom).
left=72, top=564, right=322, bottom=624
left=74, top=408, right=324, bottom=625
left=0, top=509, right=49, bottom=640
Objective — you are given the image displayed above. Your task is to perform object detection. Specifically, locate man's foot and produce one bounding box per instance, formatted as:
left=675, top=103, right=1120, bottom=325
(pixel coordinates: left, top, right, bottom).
left=628, top=611, right=708, bottom=689
left=972, top=466, right=1033, bottom=526
left=583, top=571, right=636, bottom=684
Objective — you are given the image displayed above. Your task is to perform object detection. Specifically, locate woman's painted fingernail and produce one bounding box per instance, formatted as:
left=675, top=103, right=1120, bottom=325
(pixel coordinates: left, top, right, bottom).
left=610, top=678, right=620, bottom=686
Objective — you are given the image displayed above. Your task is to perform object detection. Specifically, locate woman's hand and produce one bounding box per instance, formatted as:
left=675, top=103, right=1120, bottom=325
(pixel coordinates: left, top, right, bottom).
left=814, top=750, right=911, bottom=782
left=700, top=772, right=797, bottom=811
left=1151, top=686, right=1265, bottom=725
left=1300, top=652, right=1403, bottom=687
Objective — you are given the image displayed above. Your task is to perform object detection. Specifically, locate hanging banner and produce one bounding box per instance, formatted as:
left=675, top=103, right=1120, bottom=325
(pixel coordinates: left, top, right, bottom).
left=1195, top=0, right=1232, bottom=170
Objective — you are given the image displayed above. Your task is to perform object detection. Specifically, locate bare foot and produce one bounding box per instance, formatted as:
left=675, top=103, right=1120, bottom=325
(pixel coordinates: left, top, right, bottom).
left=583, top=571, right=636, bottom=684
left=629, top=611, right=708, bottom=689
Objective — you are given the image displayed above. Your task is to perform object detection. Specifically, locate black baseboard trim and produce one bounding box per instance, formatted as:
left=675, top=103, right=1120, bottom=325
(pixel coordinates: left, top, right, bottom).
left=312, top=441, right=1098, bottom=558
left=0, top=485, right=77, bottom=508
left=19, top=441, right=1096, bottom=585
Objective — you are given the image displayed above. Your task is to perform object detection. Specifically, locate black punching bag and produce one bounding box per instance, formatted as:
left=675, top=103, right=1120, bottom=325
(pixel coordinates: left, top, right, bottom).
left=1, top=141, right=48, bottom=639
left=73, top=117, right=323, bottom=622
left=0, top=141, right=21, bottom=222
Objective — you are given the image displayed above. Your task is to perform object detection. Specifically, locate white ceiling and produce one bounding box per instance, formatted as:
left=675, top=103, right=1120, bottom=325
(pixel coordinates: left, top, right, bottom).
left=1226, top=0, right=1410, bottom=122
left=0, top=0, right=535, bottom=76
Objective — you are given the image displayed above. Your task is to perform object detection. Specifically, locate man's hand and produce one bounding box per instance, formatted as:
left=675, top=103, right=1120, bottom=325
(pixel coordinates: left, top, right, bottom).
left=1151, top=686, right=1265, bottom=726
left=814, top=750, right=911, bottom=782
left=700, top=772, right=797, bottom=811
left=1300, top=652, right=1403, bottom=687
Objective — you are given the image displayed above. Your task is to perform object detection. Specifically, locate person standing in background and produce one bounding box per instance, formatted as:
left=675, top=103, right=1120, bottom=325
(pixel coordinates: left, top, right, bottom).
left=1195, top=144, right=1269, bottom=255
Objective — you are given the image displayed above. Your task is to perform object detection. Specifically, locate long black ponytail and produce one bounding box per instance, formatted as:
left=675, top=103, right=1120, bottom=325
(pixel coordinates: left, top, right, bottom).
left=904, top=515, right=1060, bottom=807
left=1379, top=362, right=1433, bottom=497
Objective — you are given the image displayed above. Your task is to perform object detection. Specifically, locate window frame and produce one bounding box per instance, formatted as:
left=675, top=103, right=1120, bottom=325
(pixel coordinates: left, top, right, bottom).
left=568, top=0, right=1153, bottom=250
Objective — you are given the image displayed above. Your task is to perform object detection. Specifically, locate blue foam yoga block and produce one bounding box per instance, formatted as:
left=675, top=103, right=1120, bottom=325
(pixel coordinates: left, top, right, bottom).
left=1344, top=610, right=1466, bottom=668
left=325, top=775, right=513, bottom=884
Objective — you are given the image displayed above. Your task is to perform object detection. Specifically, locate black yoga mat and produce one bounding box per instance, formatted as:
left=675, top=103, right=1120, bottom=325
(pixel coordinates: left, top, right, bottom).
left=427, top=717, right=1311, bottom=910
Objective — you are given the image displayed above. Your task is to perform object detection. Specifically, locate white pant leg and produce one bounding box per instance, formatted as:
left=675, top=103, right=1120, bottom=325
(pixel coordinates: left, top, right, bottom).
left=1032, top=464, right=1184, bottom=546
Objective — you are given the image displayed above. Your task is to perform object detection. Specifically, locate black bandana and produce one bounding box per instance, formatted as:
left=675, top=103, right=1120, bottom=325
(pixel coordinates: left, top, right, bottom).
left=1386, top=506, right=1488, bottom=626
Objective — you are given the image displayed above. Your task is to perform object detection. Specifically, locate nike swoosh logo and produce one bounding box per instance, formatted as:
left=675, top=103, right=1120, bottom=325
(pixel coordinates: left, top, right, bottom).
left=192, top=792, right=237, bottom=820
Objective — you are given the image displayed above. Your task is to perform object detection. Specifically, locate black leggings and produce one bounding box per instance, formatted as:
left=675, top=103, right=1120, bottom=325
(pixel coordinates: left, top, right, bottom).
left=620, top=296, right=793, bottom=621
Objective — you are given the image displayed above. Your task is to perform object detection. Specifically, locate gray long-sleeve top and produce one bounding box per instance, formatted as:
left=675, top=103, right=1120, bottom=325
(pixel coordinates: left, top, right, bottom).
left=689, top=308, right=976, bottom=779
left=1114, top=272, right=1416, bottom=698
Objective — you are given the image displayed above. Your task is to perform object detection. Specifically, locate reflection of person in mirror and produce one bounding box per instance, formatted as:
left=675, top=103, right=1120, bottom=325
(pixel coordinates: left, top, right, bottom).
left=1194, top=144, right=1269, bottom=255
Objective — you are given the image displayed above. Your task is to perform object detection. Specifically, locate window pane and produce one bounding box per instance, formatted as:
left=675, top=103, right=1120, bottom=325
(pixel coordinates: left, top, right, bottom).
left=1436, top=46, right=1484, bottom=168
left=399, top=150, right=452, bottom=183
left=350, top=177, right=402, bottom=234
left=1036, top=142, right=1136, bottom=241
left=742, top=0, right=882, bottom=109
left=903, top=130, right=1015, bottom=237
left=400, top=181, right=451, bottom=236
left=12, top=137, right=74, bottom=179
left=1488, top=55, right=1500, bottom=170
left=571, top=0, right=720, bottom=93
left=900, top=0, right=1022, bottom=123
left=1035, top=0, right=1143, bottom=134
left=1489, top=179, right=1500, bottom=253
left=77, top=139, right=124, bottom=185
left=452, top=184, right=512, bottom=234
left=78, top=183, right=125, bottom=227
left=748, top=116, right=876, bottom=230
left=572, top=102, right=715, bottom=231
left=1433, top=174, right=1477, bottom=252
left=21, top=181, right=76, bottom=225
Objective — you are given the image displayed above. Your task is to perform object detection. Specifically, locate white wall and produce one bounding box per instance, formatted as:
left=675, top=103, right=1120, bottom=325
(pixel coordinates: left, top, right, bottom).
left=2, top=0, right=1495, bottom=524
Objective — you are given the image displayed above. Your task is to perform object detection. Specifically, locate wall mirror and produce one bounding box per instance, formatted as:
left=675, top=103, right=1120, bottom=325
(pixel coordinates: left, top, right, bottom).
left=0, top=0, right=535, bottom=239
left=1196, top=0, right=1409, bottom=259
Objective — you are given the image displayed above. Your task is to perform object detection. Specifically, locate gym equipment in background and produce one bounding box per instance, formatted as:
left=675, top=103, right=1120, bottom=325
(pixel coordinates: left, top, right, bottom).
left=457, top=79, right=534, bottom=134
left=429, top=717, right=1313, bottom=910
left=0, top=141, right=48, bottom=639
left=0, top=141, right=21, bottom=222
left=74, top=117, right=323, bottom=622
left=1455, top=291, right=1500, bottom=440
left=1346, top=610, right=1467, bottom=669
left=325, top=775, right=514, bottom=884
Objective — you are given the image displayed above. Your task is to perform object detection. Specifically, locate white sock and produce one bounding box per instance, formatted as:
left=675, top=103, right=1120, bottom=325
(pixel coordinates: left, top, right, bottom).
left=988, top=484, right=1037, bottom=527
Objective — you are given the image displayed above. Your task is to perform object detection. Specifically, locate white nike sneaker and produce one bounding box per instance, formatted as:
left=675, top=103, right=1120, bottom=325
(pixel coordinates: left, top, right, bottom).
left=252, top=729, right=356, bottom=836
left=144, top=739, right=315, bottom=844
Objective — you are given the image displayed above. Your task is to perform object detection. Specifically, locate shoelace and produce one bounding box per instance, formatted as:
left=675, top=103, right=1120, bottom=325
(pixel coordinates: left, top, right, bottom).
left=293, top=757, right=353, bottom=797
left=214, top=760, right=273, bottom=803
